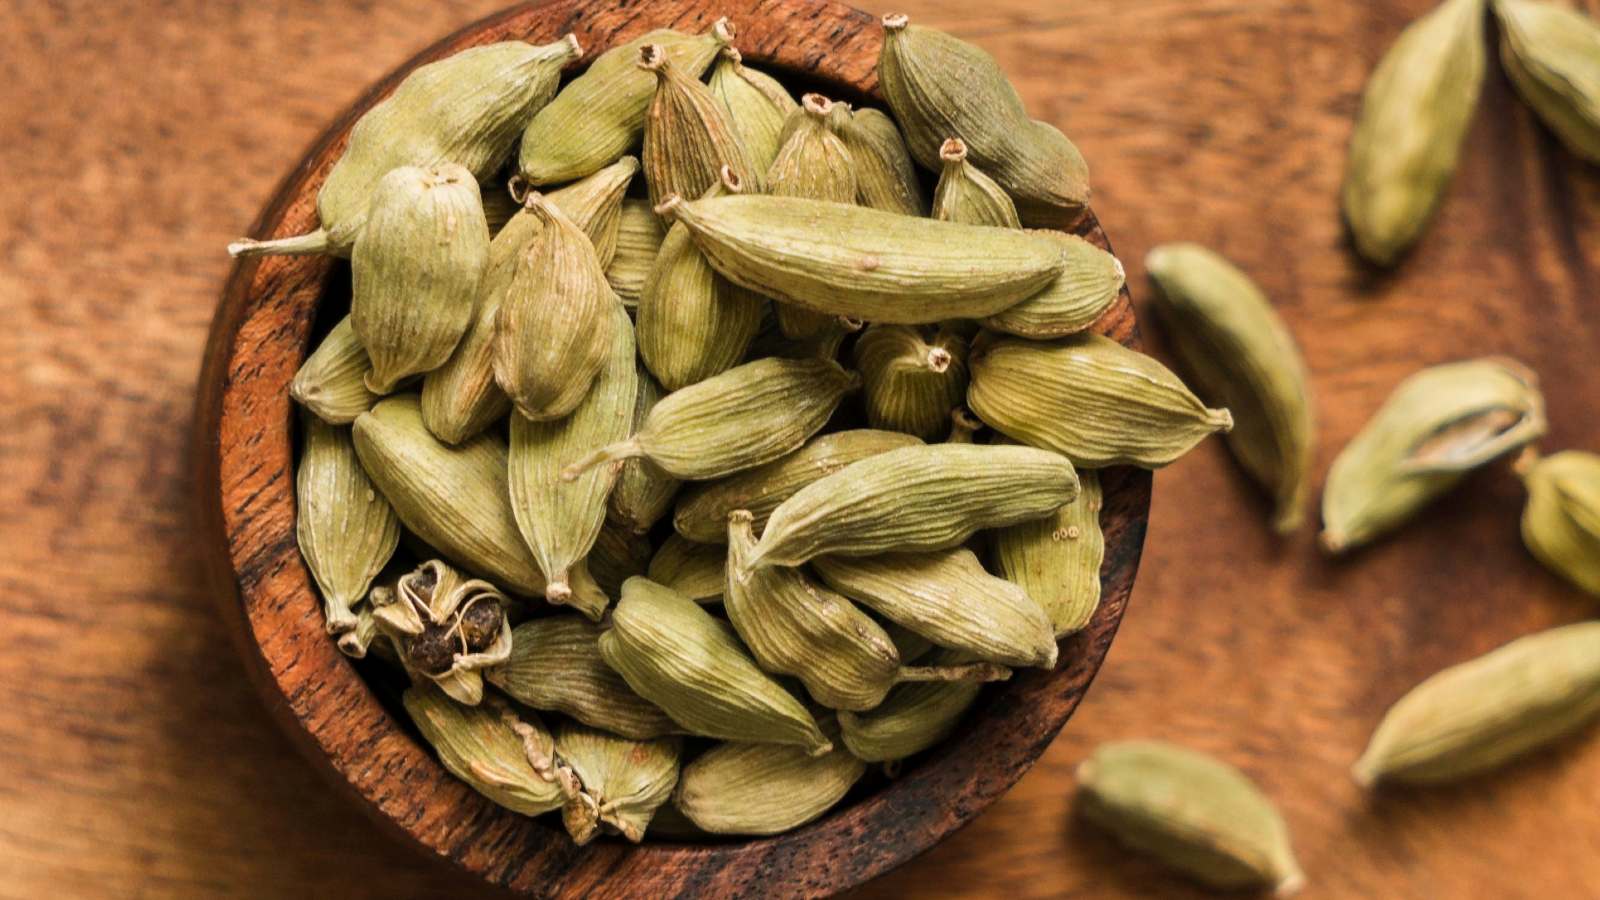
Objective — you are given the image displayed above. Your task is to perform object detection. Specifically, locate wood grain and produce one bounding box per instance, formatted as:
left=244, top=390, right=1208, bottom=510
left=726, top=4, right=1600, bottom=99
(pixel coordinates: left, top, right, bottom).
left=6, top=0, right=1600, bottom=898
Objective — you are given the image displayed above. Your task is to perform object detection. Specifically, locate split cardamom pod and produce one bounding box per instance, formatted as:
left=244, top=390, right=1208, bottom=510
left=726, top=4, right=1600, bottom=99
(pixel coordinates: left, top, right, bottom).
left=1518, top=450, right=1600, bottom=597
left=1495, top=0, right=1600, bottom=164
left=833, top=105, right=925, bottom=216
left=556, top=722, right=680, bottom=844
left=673, top=728, right=866, bottom=835
left=978, top=232, right=1124, bottom=339
left=837, top=648, right=985, bottom=763
left=605, top=199, right=666, bottom=308
left=372, top=559, right=511, bottom=705
left=296, top=412, right=399, bottom=635
left=708, top=47, right=799, bottom=173
left=647, top=534, right=726, bottom=604
left=607, top=365, right=682, bottom=535
left=291, top=316, right=378, bottom=424
left=403, top=685, right=576, bottom=816
left=993, top=468, right=1104, bottom=637
left=854, top=324, right=970, bottom=440
left=932, top=137, right=1019, bottom=228
left=639, top=42, right=758, bottom=207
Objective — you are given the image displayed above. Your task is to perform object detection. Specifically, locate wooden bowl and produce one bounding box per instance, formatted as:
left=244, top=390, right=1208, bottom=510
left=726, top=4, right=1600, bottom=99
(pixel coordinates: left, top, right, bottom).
left=193, top=0, right=1151, bottom=895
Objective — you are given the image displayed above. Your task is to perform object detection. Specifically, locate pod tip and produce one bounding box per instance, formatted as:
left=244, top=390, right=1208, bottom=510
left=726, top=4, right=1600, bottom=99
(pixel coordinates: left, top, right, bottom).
left=712, top=17, right=737, bottom=43
left=637, top=43, right=666, bottom=70
left=654, top=194, right=685, bottom=218
left=882, top=13, right=909, bottom=31
left=938, top=137, right=967, bottom=163
left=801, top=93, right=833, bottom=118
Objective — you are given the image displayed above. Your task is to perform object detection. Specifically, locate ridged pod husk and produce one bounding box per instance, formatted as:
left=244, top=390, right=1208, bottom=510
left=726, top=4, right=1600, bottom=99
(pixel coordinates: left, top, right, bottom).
left=231, top=38, right=580, bottom=258
left=352, top=395, right=546, bottom=595
left=508, top=304, right=636, bottom=615
left=487, top=616, right=680, bottom=740
left=708, top=47, right=799, bottom=173
left=979, top=233, right=1125, bottom=339
left=373, top=559, right=512, bottom=705
left=351, top=164, right=488, bottom=394
left=638, top=169, right=764, bottom=389
left=402, top=685, right=576, bottom=816
left=537, top=154, right=639, bottom=268
left=1341, top=0, right=1486, bottom=266
left=492, top=193, right=616, bottom=422
left=813, top=547, right=1058, bottom=668
left=639, top=42, right=759, bottom=207
left=1145, top=243, right=1315, bottom=533
left=585, top=519, right=654, bottom=599
left=837, top=648, right=984, bottom=763
left=1496, top=0, right=1600, bottom=164
left=518, top=22, right=732, bottom=186
left=854, top=324, right=969, bottom=440
left=647, top=534, right=726, bottom=604
left=556, top=723, right=680, bottom=844
left=1518, top=450, right=1600, bottom=597
left=932, top=138, right=1019, bottom=228
left=968, top=332, right=1234, bottom=469
left=1354, top=621, right=1600, bottom=786
left=765, top=94, right=861, bottom=338
left=563, top=356, right=858, bottom=481
left=993, top=468, right=1104, bottom=637
left=662, top=194, right=1064, bottom=323
left=296, top=413, right=399, bottom=635
left=605, top=199, right=667, bottom=308
left=742, top=443, right=1079, bottom=572
left=673, top=724, right=866, bottom=835
left=834, top=105, right=925, bottom=215
left=1320, top=358, right=1545, bottom=553
left=608, top=366, right=682, bottom=534
left=291, top=316, right=378, bottom=424
left=597, top=577, right=831, bottom=754
left=1077, top=741, right=1304, bottom=896
left=878, top=15, right=1089, bottom=224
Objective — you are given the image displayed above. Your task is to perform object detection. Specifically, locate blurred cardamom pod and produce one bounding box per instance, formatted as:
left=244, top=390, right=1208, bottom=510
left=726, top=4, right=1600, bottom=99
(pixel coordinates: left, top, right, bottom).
left=993, top=468, right=1104, bottom=637
left=556, top=723, right=680, bottom=845
left=978, top=232, right=1124, bottom=339
left=639, top=42, right=758, bottom=207
left=708, top=47, right=799, bottom=173
left=1518, top=450, right=1600, bottom=597
left=403, top=685, right=576, bottom=816
left=1496, top=0, right=1600, bottom=164
left=834, top=105, right=926, bottom=216
left=607, top=366, right=682, bottom=535
left=605, top=199, right=666, bottom=308
left=296, top=412, right=399, bottom=636
left=646, top=534, right=726, bottom=604
left=673, top=725, right=866, bottom=835
left=932, top=137, right=1019, bottom=228
left=854, top=324, right=969, bottom=440
left=291, top=316, right=378, bottom=424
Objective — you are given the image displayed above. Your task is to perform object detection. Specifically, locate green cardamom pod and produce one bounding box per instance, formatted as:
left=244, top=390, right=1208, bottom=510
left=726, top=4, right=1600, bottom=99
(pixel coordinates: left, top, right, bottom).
left=879, top=14, right=1089, bottom=224
left=403, top=685, right=576, bottom=816
left=1354, top=621, right=1600, bottom=786
left=854, top=324, right=970, bottom=440
left=673, top=727, right=866, bottom=835
left=647, top=533, right=726, bottom=604
left=1495, top=0, right=1600, bottom=164
left=837, top=647, right=983, bottom=763
left=765, top=93, right=861, bottom=338
left=639, top=42, right=759, bottom=207
left=372, top=559, right=511, bottom=705
left=672, top=429, right=923, bottom=543
left=1320, top=358, right=1545, bottom=553
left=291, top=315, right=379, bottom=425
left=536, top=154, right=639, bottom=268
left=605, top=199, right=666, bottom=308
left=1518, top=450, right=1600, bottom=597
left=556, top=722, right=680, bottom=844
left=968, top=331, right=1233, bottom=468
left=296, top=412, right=399, bottom=635
left=351, top=164, right=488, bottom=394
left=564, top=356, right=858, bottom=481
left=1341, top=0, right=1486, bottom=265
left=1145, top=243, right=1315, bottom=533
left=834, top=105, right=925, bottom=216
left=658, top=193, right=1066, bottom=323
left=932, top=137, right=1019, bottom=228
left=586, top=518, right=654, bottom=598
left=708, top=47, right=799, bottom=173
left=978, top=233, right=1124, bottom=339
left=1077, top=740, right=1304, bottom=895
left=231, top=38, right=580, bottom=257
left=598, top=577, right=831, bottom=754
left=993, top=468, right=1104, bottom=637
left=607, top=365, right=682, bottom=534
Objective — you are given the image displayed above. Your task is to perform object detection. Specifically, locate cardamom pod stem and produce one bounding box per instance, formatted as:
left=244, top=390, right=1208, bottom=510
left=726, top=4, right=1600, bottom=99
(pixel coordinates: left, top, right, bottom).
left=932, top=137, right=1020, bottom=228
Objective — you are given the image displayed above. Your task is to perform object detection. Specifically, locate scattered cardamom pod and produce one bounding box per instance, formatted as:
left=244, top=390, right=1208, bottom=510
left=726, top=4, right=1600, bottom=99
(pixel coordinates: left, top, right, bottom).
left=1518, top=450, right=1600, bottom=597
left=834, top=105, right=925, bottom=215
left=993, top=468, right=1104, bottom=637
left=403, top=685, right=576, bottom=816
left=708, top=47, right=799, bottom=173
left=556, top=722, right=680, bottom=844
left=584, top=519, right=654, bottom=600
left=291, top=316, right=378, bottom=424
left=978, top=232, right=1124, bottom=339
left=837, top=647, right=985, bottom=763
left=607, top=365, right=682, bottom=535
left=296, top=412, right=399, bottom=635
left=1495, top=0, right=1600, bottom=164
left=538, top=153, right=640, bottom=268
left=605, top=199, right=666, bottom=308
left=854, top=324, right=970, bottom=440
left=932, top=137, right=1020, bottom=228
left=673, top=726, right=866, bottom=835
left=647, top=533, right=726, bottom=604
left=372, top=559, right=511, bottom=705
left=639, top=42, right=758, bottom=207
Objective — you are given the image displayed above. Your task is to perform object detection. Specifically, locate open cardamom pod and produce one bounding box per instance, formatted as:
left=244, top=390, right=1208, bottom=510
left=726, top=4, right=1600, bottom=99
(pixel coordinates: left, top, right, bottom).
left=708, top=47, right=799, bottom=173
left=639, top=42, right=758, bottom=207
left=607, top=365, right=682, bottom=535
left=372, top=559, right=512, bottom=705
left=932, top=137, right=1020, bottom=228
left=1517, top=450, right=1600, bottom=598
left=854, top=324, right=970, bottom=440
left=834, top=105, right=926, bottom=216
left=993, top=468, right=1104, bottom=637
left=556, top=723, right=680, bottom=845
left=673, top=723, right=866, bottom=836
left=1495, top=0, right=1600, bottom=164
left=296, top=412, right=399, bottom=636
left=605, top=199, right=666, bottom=308
left=403, top=685, right=576, bottom=816
left=978, top=232, right=1124, bottom=339
left=291, top=316, right=378, bottom=424
left=646, top=534, right=726, bottom=604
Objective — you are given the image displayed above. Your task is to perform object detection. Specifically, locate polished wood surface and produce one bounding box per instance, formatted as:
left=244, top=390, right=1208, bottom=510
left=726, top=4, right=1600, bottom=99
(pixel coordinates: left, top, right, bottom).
left=8, top=0, right=1600, bottom=897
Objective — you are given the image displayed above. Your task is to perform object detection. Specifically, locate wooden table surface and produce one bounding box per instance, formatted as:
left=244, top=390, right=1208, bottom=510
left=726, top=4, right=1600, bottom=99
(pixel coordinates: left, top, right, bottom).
left=7, top=0, right=1600, bottom=897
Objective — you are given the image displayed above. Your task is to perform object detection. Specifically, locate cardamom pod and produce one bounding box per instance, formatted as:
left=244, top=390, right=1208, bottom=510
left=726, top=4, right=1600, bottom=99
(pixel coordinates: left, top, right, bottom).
left=834, top=105, right=925, bottom=216
left=1341, top=0, right=1486, bottom=265
left=978, top=232, right=1124, bottom=339
left=296, top=412, right=399, bottom=635
left=518, top=22, right=732, bottom=186
left=1496, top=0, right=1600, bottom=164
left=708, top=47, right=799, bottom=173
left=932, top=137, right=1020, bottom=228
left=659, top=193, right=1066, bottom=323
left=402, top=685, right=576, bottom=816
left=605, top=199, right=666, bottom=308
left=1519, top=450, right=1600, bottom=597
left=968, top=331, right=1233, bottom=468
left=1320, top=357, right=1545, bottom=553
left=647, top=534, right=726, bottom=604
left=1145, top=243, right=1315, bottom=533
left=1077, top=741, right=1304, bottom=896
left=487, top=616, right=680, bottom=740
left=556, top=722, right=680, bottom=844
left=672, top=429, right=923, bottom=543
left=607, top=365, right=682, bottom=534
left=639, top=42, right=758, bottom=207
left=537, top=154, right=639, bottom=268
left=352, top=395, right=545, bottom=595
left=837, top=648, right=985, bottom=766
left=291, top=316, right=378, bottom=424
left=585, top=518, right=654, bottom=598
left=673, top=727, right=866, bottom=835
left=854, top=324, right=970, bottom=440
left=993, top=468, right=1104, bottom=637
left=878, top=14, right=1089, bottom=224
left=231, top=38, right=580, bottom=257
left=563, top=356, right=858, bottom=481
left=597, top=577, right=831, bottom=754
left=351, top=164, right=488, bottom=393
left=373, top=559, right=511, bottom=705
left=1354, top=621, right=1600, bottom=785
left=946, top=406, right=984, bottom=443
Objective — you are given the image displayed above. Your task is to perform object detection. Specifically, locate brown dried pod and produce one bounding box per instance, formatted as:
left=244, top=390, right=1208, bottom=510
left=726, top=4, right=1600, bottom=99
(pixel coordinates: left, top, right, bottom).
left=639, top=43, right=759, bottom=208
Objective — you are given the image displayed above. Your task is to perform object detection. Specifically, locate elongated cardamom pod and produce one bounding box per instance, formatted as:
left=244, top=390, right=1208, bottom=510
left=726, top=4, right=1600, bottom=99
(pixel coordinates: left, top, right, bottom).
left=854, top=324, right=969, bottom=440
left=296, top=413, right=399, bottom=635
left=487, top=616, right=679, bottom=740
left=977, top=232, right=1124, bottom=339
left=1077, top=741, right=1304, bottom=896
left=372, top=560, right=512, bottom=705
left=291, top=315, right=378, bottom=424
left=673, top=728, right=866, bottom=835
left=647, top=534, right=726, bottom=604
left=586, top=519, right=653, bottom=598
left=1354, top=621, right=1600, bottom=786
left=639, top=42, right=758, bottom=207
left=492, top=193, right=616, bottom=421
left=231, top=38, right=580, bottom=258
left=537, top=154, right=639, bottom=268
left=1495, top=0, right=1600, bottom=164
left=403, top=686, right=576, bottom=816
left=352, top=395, right=545, bottom=595
left=932, top=138, right=1019, bottom=228
left=1145, top=243, right=1315, bottom=533
left=993, top=468, right=1103, bottom=637
left=556, top=723, right=680, bottom=844
left=1341, top=0, right=1486, bottom=265
left=564, top=356, right=857, bottom=481
left=598, top=577, right=830, bottom=753
left=659, top=193, right=1065, bottom=323
left=1518, top=450, right=1600, bottom=597
left=837, top=648, right=984, bottom=763
left=509, top=304, right=635, bottom=614
left=351, top=164, right=487, bottom=393
left=1320, top=358, right=1545, bottom=553
left=878, top=15, right=1089, bottom=224
left=968, top=332, right=1233, bottom=469
left=834, top=105, right=925, bottom=215
left=607, top=366, right=682, bottom=534
left=605, top=199, right=666, bottom=308
left=519, top=22, right=732, bottom=186
left=708, top=47, right=799, bottom=173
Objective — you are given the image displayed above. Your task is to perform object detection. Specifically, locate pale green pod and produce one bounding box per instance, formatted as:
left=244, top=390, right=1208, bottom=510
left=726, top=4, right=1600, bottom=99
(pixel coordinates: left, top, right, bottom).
left=605, top=199, right=667, bottom=308
left=979, top=232, right=1124, bottom=339
left=1145, top=243, right=1315, bottom=533
left=742, top=443, right=1080, bottom=572
left=968, top=332, right=1233, bottom=469
left=647, top=534, right=726, bottom=604
left=351, top=164, right=488, bottom=394
left=556, top=723, right=680, bottom=844
left=608, top=366, right=682, bottom=534
left=993, top=469, right=1104, bottom=637
left=1320, top=358, right=1545, bottom=553
left=291, top=316, right=378, bottom=424
left=1496, top=0, right=1600, bottom=164
left=598, top=577, right=831, bottom=754
left=1077, top=741, right=1304, bottom=896
left=766, top=93, right=861, bottom=339
left=673, top=730, right=866, bottom=835
left=539, top=154, right=640, bottom=268
left=1519, top=450, right=1600, bottom=597
left=403, top=686, right=575, bottom=816
left=296, top=413, right=399, bottom=635
left=932, top=137, right=1019, bottom=228
left=639, top=42, right=759, bottom=207
left=672, top=429, right=923, bottom=543
left=1354, top=621, right=1600, bottom=786
left=231, top=38, right=581, bottom=258
left=834, top=105, right=925, bottom=216
left=586, top=518, right=654, bottom=598
left=854, top=324, right=969, bottom=440
left=372, top=559, right=512, bottom=706
left=708, top=47, right=799, bottom=173
left=837, top=648, right=983, bottom=762
left=1341, top=0, right=1486, bottom=265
